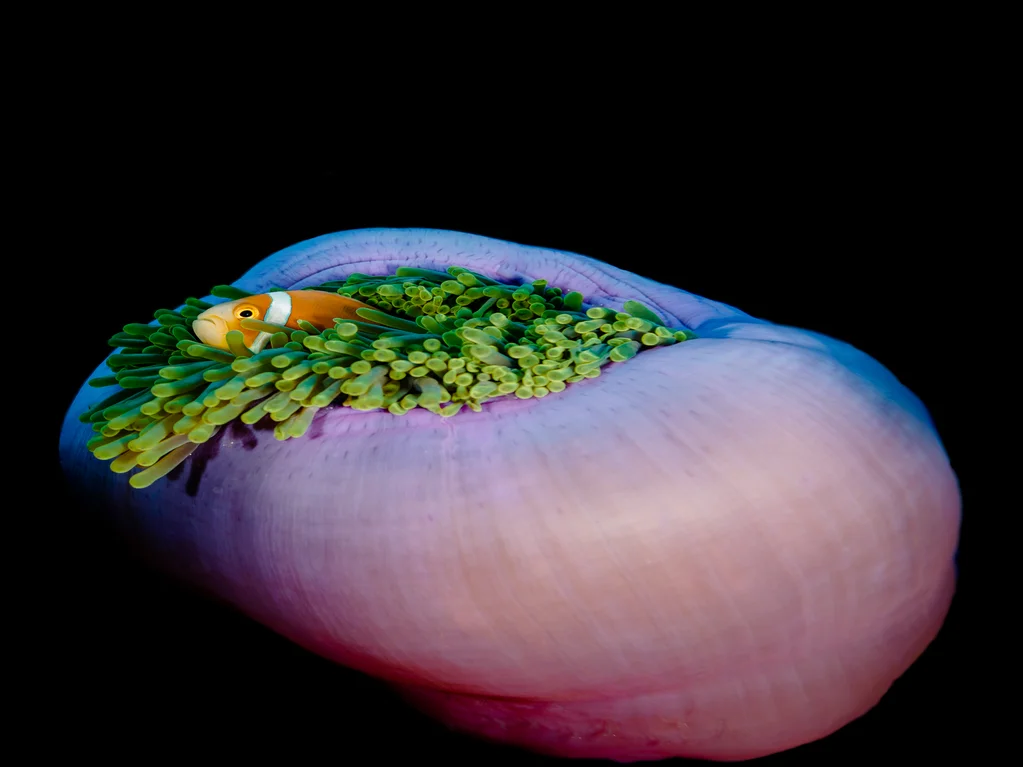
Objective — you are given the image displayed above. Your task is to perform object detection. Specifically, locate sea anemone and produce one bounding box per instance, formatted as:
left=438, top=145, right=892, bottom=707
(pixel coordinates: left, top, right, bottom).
left=74, top=265, right=695, bottom=489
left=58, top=228, right=959, bottom=762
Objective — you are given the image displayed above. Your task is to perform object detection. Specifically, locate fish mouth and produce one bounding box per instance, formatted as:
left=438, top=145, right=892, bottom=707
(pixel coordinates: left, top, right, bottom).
left=192, top=316, right=225, bottom=347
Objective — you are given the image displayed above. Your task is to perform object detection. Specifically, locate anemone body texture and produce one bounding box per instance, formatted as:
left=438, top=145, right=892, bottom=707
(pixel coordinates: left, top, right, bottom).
left=59, top=228, right=959, bottom=762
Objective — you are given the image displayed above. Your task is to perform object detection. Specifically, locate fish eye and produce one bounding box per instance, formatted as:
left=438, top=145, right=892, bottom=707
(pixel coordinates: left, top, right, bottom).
left=234, top=305, right=258, bottom=319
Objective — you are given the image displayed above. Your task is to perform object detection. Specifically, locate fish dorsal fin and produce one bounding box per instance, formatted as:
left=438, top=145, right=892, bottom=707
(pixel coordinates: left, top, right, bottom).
left=248, top=291, right=294, bottom=353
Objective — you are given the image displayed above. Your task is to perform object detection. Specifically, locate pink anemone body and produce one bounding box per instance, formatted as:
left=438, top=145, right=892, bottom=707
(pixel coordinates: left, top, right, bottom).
left=59, top=229, right=959, bottom=761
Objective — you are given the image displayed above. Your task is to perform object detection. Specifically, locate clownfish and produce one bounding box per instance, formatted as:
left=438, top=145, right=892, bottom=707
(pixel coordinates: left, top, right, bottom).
left=193, top=290, right=376, bottom=353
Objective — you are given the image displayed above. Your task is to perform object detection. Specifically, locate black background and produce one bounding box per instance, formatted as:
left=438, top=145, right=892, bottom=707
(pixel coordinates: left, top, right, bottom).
left=50, top=152, right=970, bottom=764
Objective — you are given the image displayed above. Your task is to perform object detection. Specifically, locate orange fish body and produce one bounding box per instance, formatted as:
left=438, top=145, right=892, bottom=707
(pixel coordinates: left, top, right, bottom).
left=193, top=290, right=373, bottom=353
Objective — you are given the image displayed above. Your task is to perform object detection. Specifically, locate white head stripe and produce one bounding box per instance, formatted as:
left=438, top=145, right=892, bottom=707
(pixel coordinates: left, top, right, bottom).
left=247, top=292, right=294, bottom=353
left=264, top=291, right=293, bottom=326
